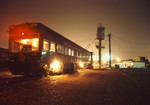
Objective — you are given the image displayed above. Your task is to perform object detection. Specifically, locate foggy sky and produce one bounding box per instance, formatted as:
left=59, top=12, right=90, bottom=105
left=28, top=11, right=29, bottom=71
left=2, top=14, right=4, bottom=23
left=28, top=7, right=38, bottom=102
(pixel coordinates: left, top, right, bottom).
left=0, top=0, right=150, bottom=60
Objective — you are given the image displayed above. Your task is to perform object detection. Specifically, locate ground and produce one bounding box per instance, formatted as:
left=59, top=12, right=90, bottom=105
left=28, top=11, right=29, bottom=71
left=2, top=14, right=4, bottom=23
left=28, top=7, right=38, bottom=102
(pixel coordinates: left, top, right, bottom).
left=0, top=68, right=150, bottom=105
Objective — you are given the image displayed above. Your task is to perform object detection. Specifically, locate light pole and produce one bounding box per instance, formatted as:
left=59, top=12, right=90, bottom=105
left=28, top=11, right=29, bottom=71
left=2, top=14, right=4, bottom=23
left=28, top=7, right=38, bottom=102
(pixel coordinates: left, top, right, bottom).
left=108, top=33, right=111, bottom=68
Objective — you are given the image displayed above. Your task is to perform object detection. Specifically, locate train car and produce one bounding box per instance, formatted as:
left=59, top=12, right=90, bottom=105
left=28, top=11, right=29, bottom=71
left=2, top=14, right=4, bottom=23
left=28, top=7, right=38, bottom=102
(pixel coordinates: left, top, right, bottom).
left=8, top=23, right=92, bottom=76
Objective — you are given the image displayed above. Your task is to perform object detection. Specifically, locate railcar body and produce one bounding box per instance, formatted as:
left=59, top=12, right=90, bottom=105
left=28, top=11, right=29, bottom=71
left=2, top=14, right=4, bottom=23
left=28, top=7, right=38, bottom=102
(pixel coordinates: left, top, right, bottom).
left=9, top=23, right=92, bottom=76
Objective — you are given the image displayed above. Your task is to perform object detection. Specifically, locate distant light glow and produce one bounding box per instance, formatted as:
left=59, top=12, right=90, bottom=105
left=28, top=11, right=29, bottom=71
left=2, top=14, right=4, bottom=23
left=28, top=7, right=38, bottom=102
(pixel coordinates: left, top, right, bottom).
left=106, top=53, right=110, bottom=59
left=93, top=55, right=99, bottom=61
left=116, top=58, right=120, bottom=62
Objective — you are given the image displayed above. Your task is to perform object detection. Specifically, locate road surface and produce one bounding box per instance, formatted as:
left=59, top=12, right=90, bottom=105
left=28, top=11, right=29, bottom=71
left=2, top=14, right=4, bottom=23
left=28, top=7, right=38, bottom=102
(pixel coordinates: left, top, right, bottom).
left=0, top=69, right=150, bottom=105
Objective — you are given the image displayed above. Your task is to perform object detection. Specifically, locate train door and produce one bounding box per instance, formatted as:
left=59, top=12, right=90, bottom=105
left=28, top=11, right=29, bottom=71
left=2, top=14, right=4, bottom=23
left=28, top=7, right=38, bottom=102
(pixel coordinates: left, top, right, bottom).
left=41, top=39, right=49, bottom=64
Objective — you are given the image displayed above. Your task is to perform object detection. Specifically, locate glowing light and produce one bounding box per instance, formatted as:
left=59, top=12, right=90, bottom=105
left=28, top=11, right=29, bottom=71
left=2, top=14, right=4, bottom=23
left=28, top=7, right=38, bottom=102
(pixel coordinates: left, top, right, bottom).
left=93, top=55, right=99, bottom=61
left=33, top=38, right=39, bottom=41
left=50, top=42, right=55, bottom=52
left=42, top=51, right=46, bottom=55
left=44, top=41, right=48, bottom=44
left=33, top=41, right=37, bottom=47
left=32, top=38, right=39, bottom=47
left=19, top=38, right=39, bottom=51
left=53, top=61, right=60, bottom=68
left=68, top=49, right=71, bottom=56
left=116, top=58, right=120, bottom=62
left=20, top=39, right=29, bottom=44
left=43, top=41, right=49, bottom=50
left=106, top=54, right=110, bottom=59
left=79, top=62, right=84, bottom=68
left=50, top=60, right=61, bottom=73
left=72, top=50, right=74, bottom=56
left=22, top=33, right=24, bottom=35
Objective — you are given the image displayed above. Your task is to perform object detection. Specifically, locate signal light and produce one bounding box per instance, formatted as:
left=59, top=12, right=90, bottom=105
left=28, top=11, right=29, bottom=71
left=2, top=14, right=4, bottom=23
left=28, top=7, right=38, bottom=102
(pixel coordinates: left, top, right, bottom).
left=22, top=33, right=24, bottom=35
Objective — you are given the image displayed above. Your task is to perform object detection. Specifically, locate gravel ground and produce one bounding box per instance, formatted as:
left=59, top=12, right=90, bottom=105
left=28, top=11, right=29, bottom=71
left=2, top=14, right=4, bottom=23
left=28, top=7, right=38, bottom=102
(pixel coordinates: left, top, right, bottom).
left=0, top=69, right=150, bottom=105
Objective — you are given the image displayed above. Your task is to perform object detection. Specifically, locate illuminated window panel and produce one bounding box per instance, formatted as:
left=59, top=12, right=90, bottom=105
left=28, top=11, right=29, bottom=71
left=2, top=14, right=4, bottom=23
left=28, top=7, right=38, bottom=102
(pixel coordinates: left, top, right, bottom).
left=68, top=49, right=71, bottom=56
left=50, top=42, right=55, bottom=52
left=12, top=38, right=39, bottom=52
left=43, top=40, right=49, bottom=51
left=72, top=50, right=74, bottom=56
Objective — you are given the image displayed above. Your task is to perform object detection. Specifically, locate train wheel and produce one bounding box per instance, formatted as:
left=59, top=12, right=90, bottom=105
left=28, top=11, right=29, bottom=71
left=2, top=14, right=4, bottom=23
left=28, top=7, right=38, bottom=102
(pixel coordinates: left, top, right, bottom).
left=38, top=64, right=49, bottom=77
left=39, top=68, right=47, bottom=77
left=63, top=63, right=76, bottom=73
left=73, top=63, right=77, bottom=72
left=63, top=63, right=69, bottom=73
left=70, top=63, right=77, bottom=73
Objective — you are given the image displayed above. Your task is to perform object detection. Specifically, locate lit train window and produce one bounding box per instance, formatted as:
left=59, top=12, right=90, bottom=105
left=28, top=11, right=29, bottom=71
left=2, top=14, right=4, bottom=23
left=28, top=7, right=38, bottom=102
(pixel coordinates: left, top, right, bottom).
left=57, top=44, right=64, bottom=54
left=12, top=38, right=39, bottom=52
left=89, top=55, right=91, bottom=59
left=68, top=48, right=71, bottom=56
left=65, top=47, right=68, bottom=55
left=43, top=40, right=49, bottom=51
left=72, top=50, right=74, bottom=56
left=50, top=42, right=55, bottom=52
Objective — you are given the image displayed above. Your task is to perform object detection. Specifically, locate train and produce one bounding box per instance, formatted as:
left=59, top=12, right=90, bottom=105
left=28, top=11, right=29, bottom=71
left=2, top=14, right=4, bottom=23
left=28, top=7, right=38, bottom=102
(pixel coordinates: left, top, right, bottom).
left=8, top=23, right=93, bottom=76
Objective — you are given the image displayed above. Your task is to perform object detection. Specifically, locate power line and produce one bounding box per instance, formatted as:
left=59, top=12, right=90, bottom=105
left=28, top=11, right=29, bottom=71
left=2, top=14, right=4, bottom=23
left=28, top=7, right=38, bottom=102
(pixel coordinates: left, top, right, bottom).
left=85, top=38, right=96, bottom=49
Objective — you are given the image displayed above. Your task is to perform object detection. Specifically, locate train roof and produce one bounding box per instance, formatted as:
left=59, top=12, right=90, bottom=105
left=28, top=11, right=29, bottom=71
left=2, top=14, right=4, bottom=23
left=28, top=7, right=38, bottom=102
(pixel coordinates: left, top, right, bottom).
left=9, top=22, right=91, bottom=54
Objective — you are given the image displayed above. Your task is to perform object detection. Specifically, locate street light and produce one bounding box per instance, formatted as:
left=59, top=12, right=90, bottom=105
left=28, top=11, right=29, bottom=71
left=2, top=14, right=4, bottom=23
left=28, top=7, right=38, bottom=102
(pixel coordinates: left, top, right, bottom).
left=106, top=53, right=110, bottom=60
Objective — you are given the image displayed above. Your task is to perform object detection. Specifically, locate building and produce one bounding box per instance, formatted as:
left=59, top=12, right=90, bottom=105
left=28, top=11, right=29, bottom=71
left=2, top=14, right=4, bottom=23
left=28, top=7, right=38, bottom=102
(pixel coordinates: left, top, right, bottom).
left=114, top=57, right=148, bottom=69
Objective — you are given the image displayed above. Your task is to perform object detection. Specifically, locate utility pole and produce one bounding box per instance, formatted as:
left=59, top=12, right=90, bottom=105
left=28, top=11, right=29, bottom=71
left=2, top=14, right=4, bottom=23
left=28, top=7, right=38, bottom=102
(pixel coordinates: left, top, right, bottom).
left=96, top=24, right=105, bottom=69
left=99, top=37, right=102, bottom=69
left=108, top=33, right=111, bottom=68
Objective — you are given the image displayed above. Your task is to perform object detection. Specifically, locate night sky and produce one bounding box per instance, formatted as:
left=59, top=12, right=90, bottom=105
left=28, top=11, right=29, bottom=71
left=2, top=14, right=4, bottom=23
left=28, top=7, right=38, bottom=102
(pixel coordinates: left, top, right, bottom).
left=0, top=0, right=150, bottom=61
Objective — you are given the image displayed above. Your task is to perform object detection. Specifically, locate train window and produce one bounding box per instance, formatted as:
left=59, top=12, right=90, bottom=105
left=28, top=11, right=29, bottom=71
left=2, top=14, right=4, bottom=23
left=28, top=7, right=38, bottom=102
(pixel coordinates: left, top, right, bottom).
left=80, top=53, right=82, bottom=58
left=76, top=51, right=79, bottom=57
left=43, top=40, right=49, bottom=51
left=89, top=55, right=91, bottom=59
left=12, top=38, right=39, bottom=52
left=68, top=48, right=71, bottom=56
left=74, top=51, right=76, bottom=57
left=72, top=50, right=74, bottom=56
left=57, top=44, right=64, bottom=54
left=65, top=47, right=68, bottom=55
left=50, top=42, right=55, bottom=52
